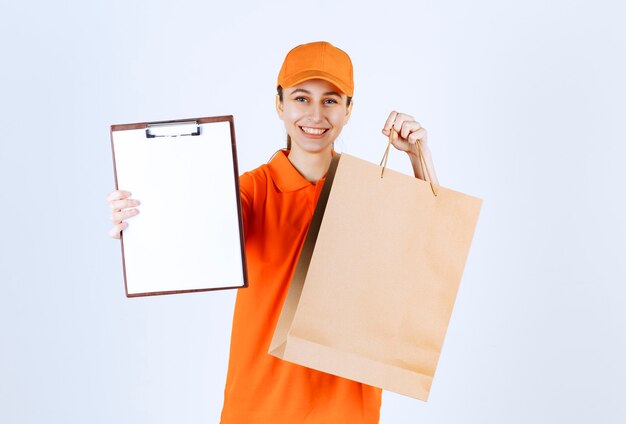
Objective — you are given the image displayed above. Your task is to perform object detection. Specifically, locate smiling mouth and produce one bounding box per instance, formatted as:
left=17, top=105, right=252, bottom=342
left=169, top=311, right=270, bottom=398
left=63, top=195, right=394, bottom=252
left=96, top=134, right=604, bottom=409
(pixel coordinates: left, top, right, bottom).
left=299, top=126, right=329, bottom=135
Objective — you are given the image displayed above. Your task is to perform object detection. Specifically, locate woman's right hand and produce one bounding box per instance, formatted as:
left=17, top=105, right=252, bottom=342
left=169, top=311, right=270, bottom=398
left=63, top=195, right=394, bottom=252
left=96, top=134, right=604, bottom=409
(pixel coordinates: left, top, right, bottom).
left=107, top=190, right=141, bottom=239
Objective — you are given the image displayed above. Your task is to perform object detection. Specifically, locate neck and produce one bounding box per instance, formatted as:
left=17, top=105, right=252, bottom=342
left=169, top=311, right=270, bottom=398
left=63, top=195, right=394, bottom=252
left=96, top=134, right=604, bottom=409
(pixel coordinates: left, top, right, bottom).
left=287, top=146, right=333, bottom=183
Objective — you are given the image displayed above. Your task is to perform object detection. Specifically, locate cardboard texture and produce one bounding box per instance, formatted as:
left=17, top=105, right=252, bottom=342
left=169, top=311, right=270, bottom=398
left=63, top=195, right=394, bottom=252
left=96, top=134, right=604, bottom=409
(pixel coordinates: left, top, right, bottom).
left=269, top=153, right=482, bottom=401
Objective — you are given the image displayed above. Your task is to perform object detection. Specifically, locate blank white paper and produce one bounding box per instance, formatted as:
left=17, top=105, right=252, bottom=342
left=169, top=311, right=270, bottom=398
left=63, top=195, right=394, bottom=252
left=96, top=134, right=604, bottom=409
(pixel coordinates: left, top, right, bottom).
left=112, top=119, right=245, bottom=295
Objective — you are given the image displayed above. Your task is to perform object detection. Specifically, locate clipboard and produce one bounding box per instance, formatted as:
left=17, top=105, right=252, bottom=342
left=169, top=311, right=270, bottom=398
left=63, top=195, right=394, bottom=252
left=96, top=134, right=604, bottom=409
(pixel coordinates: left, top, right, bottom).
left=110, top=115, right=248, bottom=297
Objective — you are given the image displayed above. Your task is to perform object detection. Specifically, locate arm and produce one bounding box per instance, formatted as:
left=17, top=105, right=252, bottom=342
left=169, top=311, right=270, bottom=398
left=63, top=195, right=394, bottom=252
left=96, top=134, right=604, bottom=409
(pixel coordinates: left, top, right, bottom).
left=381, top=111, right=439, bottom=185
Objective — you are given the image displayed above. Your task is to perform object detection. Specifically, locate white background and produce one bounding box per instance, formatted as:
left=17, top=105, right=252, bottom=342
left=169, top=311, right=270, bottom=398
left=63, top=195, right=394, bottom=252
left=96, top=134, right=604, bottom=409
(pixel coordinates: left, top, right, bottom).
left=1, top=0, right=624, bottom=423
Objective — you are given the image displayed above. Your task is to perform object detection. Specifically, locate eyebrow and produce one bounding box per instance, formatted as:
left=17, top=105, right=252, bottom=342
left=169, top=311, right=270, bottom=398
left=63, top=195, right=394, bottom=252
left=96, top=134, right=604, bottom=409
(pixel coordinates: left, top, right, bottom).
left=290, top=88, right=343, bottom=97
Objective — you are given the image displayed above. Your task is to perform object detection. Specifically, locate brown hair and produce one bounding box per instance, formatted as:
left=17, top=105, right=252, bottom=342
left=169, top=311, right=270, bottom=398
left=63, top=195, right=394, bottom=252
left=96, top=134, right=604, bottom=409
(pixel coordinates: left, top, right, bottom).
left=277, top=86, right=353, bottom=150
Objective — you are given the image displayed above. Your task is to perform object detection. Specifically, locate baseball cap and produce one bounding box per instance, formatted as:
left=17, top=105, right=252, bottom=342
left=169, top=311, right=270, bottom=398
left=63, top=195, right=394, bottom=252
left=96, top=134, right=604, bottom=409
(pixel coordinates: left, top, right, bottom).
left=277, top=41, right=354, bottom=97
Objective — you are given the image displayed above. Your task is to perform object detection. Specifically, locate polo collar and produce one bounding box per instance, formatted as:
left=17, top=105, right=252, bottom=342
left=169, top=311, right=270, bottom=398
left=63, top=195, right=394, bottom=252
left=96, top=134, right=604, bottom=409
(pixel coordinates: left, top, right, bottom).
left=268, top=149, right=330, bottom=192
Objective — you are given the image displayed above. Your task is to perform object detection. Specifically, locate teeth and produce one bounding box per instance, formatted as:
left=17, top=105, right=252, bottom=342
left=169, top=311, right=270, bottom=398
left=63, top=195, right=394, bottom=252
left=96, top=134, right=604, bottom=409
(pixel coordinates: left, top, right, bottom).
left=301, top=126, right=327, bottom=135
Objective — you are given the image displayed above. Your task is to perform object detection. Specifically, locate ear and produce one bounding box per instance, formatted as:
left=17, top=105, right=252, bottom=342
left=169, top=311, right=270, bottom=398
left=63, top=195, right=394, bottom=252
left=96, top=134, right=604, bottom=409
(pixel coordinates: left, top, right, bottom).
left=343, top=101, right=354, bottom=125
left=275, top=95, right=284, bottom=119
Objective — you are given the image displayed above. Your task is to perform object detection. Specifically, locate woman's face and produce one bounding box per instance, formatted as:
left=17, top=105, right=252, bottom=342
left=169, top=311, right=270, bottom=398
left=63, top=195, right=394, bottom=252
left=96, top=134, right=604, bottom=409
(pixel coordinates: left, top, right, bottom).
left=276, top=79, right=352, bottom=154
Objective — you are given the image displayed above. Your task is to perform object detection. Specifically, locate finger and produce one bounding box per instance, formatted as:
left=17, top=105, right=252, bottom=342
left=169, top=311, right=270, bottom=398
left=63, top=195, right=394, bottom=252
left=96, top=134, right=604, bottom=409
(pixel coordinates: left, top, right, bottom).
left=400, top=121, right=422, bottom=140
left=106, top=190, right=132, bottom=203
left=110, top=208, right=140, bottom=224
left=381, top=111, right=399, bottom=135
left=393, top=113, right=415, bottom=133
left=407, top=128, right=427, bottom=145
left=108, top=222, right=128, bottom=239
left=109, top=198, right=141, bottom=211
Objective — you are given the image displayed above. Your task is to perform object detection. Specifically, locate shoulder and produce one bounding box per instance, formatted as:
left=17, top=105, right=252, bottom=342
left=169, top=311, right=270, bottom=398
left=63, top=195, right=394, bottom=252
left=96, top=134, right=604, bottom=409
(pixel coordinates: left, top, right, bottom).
left=239, top=162, right=274, bottom=204
left=240, top=163, right=271, bottom=189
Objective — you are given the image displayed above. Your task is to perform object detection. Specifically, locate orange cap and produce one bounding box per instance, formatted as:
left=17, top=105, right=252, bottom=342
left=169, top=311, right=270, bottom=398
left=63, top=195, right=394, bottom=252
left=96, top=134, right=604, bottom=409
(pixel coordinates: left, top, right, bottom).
left=277, top=41, right=354, bottom=97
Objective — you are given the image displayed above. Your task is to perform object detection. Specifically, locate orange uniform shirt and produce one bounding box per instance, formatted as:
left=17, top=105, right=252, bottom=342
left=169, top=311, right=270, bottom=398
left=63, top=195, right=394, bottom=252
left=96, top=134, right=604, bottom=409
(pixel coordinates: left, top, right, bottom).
left=220, top=150, right=382, bottom=423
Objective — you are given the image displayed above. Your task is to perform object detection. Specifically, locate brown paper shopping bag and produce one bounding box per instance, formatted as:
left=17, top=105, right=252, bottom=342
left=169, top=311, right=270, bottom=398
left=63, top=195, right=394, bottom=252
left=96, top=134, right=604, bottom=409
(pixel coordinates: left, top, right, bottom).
left=269, top=143, right=482, bottom=401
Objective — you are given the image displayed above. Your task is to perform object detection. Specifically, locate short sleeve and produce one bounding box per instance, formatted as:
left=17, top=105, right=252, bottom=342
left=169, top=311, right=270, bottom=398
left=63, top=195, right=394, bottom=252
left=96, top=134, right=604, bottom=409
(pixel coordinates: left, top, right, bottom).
left=239, top=172, right=254, bottom=237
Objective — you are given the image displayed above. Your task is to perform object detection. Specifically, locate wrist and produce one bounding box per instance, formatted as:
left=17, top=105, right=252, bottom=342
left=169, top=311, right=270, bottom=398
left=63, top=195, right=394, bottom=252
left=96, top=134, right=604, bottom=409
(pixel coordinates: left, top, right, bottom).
left=406, top=142, right=431, bottom=160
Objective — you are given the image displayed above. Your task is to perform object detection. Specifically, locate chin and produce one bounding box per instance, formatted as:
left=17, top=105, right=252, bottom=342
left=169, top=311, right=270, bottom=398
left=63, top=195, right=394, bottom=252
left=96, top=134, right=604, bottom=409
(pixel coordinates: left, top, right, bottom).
left=291, top=139, right=334, bottom=154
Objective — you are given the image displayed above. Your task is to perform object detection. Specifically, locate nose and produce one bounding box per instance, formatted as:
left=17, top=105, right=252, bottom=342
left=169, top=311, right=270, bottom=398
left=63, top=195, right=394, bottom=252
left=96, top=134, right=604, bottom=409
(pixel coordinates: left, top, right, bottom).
left=310, top=103, right=323, bottom=123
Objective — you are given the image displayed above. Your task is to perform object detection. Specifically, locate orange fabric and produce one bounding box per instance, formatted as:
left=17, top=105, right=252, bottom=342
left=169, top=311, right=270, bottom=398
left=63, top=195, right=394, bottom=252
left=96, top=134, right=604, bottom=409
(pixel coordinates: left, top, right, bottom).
left=220, top=150, right=382, bottom=423
left=277, top=41, right=354, bottom=97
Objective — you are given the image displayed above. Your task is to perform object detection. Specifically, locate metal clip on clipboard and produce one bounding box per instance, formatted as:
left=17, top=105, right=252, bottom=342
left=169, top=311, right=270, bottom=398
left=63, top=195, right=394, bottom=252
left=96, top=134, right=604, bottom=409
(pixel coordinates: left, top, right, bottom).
left=146, top=121, right=200, bottom=138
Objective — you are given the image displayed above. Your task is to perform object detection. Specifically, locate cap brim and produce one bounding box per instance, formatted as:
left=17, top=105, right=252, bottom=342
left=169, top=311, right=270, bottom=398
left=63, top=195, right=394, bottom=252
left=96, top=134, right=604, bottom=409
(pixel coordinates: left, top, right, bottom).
left=278, top=70, right=353, bottom=97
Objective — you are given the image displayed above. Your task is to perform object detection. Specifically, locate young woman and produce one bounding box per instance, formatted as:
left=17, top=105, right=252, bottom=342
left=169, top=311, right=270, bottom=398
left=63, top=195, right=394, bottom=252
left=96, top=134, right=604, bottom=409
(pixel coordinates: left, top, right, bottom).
left=107, top=41, right=438, bottom=424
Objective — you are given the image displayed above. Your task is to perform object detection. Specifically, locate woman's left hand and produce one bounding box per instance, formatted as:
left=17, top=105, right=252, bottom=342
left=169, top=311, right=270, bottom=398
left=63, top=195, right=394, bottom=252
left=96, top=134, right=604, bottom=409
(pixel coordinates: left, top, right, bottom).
left=381, top=110, right=438, bottom=184
left=381, top=111, right=428, bottom=157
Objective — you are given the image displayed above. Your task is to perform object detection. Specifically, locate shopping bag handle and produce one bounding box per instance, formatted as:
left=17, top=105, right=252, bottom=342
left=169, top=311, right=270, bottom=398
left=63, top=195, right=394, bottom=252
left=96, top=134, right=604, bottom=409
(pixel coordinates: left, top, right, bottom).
left=379, top=127, right=439, bottom=196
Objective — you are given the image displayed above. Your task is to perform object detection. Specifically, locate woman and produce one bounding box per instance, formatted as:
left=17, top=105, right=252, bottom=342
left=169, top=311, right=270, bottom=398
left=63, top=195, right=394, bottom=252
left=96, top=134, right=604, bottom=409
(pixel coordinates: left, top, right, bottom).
left=107, top=41, right=438, bottom=424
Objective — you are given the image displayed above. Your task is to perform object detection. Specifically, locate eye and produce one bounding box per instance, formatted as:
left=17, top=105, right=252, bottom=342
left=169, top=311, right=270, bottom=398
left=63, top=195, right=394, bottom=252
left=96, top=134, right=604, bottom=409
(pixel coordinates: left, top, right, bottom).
left=294, top=96, right=308, bottom=102
left=324, top=98, right=339, bottom=105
